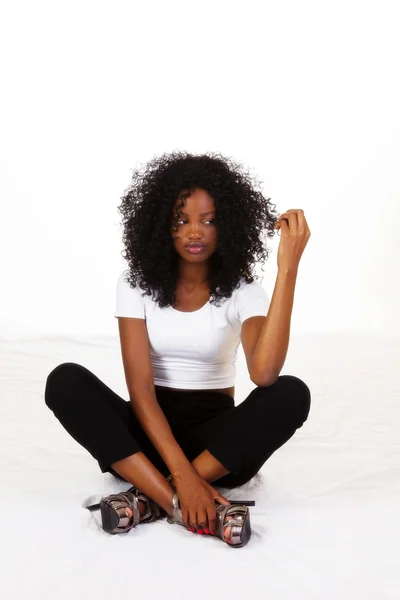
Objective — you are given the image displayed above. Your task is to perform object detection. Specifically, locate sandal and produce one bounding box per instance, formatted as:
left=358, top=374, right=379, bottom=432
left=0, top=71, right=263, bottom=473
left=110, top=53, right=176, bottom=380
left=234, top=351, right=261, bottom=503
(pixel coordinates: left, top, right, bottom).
left=86, top=486, right=167, bottom=534
left=166, top=475, right=253, bottom=548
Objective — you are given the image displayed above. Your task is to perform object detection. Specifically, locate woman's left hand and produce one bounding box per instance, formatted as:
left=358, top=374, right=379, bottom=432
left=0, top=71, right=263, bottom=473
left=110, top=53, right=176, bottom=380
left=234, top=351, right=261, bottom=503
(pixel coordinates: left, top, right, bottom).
left=274, top=209, right=311, bottom=272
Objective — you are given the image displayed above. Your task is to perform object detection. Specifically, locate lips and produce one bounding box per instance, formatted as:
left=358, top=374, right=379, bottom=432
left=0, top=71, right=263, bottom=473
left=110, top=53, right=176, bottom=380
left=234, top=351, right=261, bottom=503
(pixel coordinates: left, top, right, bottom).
left=185, top=244, right=205, bottom=248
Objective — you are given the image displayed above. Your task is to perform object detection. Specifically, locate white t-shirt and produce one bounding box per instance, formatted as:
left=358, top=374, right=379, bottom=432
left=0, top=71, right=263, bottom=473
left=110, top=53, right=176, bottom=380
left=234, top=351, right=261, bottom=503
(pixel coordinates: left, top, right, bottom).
left=114, top=271, right=270, bottom=389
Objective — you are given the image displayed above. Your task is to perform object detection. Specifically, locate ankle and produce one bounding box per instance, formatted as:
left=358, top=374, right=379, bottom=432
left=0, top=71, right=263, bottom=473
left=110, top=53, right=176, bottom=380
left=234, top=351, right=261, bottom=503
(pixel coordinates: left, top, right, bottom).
left=165, top=490, right=175, bottom=519
left=137, top=499, right=147, bottom=517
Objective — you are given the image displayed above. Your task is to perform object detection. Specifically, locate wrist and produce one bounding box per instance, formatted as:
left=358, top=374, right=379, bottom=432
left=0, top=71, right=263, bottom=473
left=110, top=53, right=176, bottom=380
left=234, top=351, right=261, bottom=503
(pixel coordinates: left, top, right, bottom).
left=170, top=461, right=197, bottom=480
left=278, top=266, right=298, bottom=278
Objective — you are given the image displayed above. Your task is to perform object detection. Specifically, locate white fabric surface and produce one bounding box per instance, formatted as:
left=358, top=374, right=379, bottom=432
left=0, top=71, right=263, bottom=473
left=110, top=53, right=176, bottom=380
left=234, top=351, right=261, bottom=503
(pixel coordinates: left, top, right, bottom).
left=1, top=332, right=399, bottom=600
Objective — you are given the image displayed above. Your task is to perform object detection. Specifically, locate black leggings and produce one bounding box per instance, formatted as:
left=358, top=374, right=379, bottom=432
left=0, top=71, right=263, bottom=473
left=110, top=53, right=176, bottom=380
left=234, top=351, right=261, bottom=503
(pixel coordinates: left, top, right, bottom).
left=44, top=362, right=311, bottom=488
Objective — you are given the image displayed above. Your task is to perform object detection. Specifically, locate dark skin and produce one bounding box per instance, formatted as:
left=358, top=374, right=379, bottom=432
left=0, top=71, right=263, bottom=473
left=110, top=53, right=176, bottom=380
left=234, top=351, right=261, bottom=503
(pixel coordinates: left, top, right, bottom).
left=154, top=186, right=235, bottom=400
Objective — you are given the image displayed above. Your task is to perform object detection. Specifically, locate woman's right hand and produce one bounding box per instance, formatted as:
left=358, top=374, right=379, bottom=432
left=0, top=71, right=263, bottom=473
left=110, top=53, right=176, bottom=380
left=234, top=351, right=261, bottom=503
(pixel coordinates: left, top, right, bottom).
left=172, top=468, right=231, bottom=534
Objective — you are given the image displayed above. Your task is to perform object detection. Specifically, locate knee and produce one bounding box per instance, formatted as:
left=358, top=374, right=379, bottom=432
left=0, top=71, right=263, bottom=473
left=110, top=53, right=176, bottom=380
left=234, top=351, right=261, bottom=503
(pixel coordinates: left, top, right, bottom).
left=44, top=362, right=85, bottom=409
left=257, top=374, right=311, bottom=427
left=278, top=375, right=311, bottom=426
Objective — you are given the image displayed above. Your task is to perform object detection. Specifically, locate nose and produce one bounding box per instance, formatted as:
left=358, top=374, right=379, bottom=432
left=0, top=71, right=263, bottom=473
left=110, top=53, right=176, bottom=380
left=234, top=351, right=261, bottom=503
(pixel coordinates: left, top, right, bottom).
left=187, top=224, right=203, bottom=237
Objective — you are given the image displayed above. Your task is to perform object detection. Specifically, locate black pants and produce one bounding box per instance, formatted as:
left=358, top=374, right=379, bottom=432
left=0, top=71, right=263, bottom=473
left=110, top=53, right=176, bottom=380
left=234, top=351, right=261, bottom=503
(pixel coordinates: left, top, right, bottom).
left=44, top=362, right=311, bottom=488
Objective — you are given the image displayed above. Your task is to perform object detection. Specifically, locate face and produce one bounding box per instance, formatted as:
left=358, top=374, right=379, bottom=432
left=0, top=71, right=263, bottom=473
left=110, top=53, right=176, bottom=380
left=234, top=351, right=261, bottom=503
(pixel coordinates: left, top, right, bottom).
left=170, top=188, right=218, bottom=260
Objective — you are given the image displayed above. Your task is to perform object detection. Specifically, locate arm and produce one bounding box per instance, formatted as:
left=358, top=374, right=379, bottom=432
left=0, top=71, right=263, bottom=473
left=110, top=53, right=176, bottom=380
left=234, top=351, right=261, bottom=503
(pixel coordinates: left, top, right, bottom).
left=251, top=268, right=298, bottom=386
left=129, top=386, right=196, bottom=478
left=117, top=316, right=195, bottom=479
left=252, top=207, right=311, bottom=385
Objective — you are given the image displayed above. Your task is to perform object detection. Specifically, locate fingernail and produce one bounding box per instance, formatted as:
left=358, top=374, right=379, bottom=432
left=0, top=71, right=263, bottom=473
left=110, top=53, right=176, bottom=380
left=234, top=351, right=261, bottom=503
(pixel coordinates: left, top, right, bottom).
left=204, top=528, right=210, bottom=534
left=197, top=529, right=203, bottom=534
left=210, top=531, right=216, bottom=535
left=189, top=527, right=195, bottom=532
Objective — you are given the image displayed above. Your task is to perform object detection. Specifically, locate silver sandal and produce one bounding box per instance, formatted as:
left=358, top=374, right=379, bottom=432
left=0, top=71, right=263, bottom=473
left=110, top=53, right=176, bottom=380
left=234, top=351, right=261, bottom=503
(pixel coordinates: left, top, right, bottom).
left=166, top=475, right=253, bottom=548
left=86, top=486, right=166, bottom=534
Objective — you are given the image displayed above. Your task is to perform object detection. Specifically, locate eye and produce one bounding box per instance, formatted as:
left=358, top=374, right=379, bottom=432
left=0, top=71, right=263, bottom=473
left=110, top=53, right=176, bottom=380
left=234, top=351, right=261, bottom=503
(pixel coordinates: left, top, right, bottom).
left=175, top=219, right=216, bottom=225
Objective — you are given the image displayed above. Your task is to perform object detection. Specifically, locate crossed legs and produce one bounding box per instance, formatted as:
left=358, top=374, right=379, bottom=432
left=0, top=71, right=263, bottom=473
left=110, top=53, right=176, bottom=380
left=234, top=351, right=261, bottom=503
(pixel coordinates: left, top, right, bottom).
left=110, top=375, right=311, bottom=533
left=45, top=364, right=311, bottom=534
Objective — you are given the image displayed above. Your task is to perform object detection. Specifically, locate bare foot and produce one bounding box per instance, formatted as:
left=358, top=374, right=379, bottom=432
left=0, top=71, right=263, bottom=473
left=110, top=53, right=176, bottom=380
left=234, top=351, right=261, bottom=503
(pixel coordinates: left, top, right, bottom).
left=117, top=499, right=147, bottom=525
left=220, top=508, right=244, bottom=544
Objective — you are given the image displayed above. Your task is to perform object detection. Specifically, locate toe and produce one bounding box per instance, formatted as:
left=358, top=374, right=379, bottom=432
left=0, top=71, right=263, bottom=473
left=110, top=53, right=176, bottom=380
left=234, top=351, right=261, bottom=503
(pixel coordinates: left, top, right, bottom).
left=224, top=525, right=232, bottom=543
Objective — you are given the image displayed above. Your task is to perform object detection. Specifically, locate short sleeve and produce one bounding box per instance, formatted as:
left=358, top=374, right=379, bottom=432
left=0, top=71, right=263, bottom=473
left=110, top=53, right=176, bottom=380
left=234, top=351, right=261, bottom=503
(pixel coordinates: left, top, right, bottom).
left=114, top=272, right=145, bottom=319
left=234, top=280, right=270, bottom=325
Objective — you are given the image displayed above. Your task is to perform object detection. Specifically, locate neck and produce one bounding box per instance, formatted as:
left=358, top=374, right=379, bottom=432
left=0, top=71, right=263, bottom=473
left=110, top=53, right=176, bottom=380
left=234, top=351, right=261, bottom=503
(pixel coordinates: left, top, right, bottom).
left=176, top=260, right=210, bottom=287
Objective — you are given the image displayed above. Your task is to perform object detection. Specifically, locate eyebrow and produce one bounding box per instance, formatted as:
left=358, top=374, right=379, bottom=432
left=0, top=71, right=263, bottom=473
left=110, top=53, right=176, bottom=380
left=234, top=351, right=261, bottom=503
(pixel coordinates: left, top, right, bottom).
left=178, top=211, right=215, bottom=216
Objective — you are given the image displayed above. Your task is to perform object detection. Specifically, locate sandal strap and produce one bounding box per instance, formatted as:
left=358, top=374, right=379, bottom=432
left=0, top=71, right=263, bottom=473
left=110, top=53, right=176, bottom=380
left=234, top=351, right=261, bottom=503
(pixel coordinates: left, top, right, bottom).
left=217, top=503, right=248, bottom=516
left=216, top=503, right=248, bottom=536
left=134, top=490, right=162, bottom=523
left=167, top=492, right=185, bottom=527
left=104, top=487, right=165, bottom=530
left=166, top=477, right=184, bottom=526
left=221, top=517, right=245, bottom=529
left=104, top=491, right=141, bottom=529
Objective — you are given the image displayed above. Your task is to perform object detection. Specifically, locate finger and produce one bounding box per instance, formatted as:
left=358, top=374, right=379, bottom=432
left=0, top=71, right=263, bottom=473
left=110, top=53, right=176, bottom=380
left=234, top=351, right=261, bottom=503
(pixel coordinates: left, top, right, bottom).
left=279, top=218, right=289, bottom=232
left=195, top=509, right=205, bottom=534
left=189, top=509, right=198, bottom=532
left=279, top=209, right=303, bottom=226
left=275, top=215, right=289, bottom=232
left=197, top=507, right=208, bottom=533
left=206, top=481, right=230, bottom=506
left=181, top=506, right=190, bottom=529
left=216, top=492, right=231, bottom=505
left=297, top=211, right=310, bottom=235
left=206, top=503, right=217, bottom=534
left=283, top=209, right=304, bottom=216
left=282, top=211, right=298, bottom=231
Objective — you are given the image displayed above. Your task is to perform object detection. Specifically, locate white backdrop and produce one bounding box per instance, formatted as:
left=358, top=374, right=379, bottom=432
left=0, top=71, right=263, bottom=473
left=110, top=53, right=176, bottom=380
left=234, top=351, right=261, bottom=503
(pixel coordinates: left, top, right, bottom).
left=1, top=3, right=400, bottom=600
left=1, top=0, right=399, bottom=338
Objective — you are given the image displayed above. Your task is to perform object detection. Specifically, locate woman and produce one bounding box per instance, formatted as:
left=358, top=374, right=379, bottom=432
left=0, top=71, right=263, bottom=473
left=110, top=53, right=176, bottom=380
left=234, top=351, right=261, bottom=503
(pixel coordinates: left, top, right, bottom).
left=44, top=150, right=312, bottom=548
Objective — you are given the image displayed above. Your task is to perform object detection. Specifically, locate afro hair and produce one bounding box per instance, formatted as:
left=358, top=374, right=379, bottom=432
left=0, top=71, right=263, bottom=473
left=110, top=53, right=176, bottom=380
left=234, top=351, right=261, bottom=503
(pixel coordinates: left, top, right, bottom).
left=117, top=150, right=280, bottom=308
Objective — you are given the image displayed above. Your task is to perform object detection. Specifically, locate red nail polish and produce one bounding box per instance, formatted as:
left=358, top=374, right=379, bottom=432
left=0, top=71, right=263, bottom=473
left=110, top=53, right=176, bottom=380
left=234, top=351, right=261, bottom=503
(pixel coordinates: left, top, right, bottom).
left=189, top=527, right=195, bottom=532
left=197, top=529, right=203, bottom=534
left=204, top=529, right=210, bottom=534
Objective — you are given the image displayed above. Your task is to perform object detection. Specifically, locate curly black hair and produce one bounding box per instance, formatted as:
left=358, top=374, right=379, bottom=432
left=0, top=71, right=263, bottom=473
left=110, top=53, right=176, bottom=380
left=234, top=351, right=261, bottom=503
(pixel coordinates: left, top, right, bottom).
left=117, top=150, right=280, bottom=308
